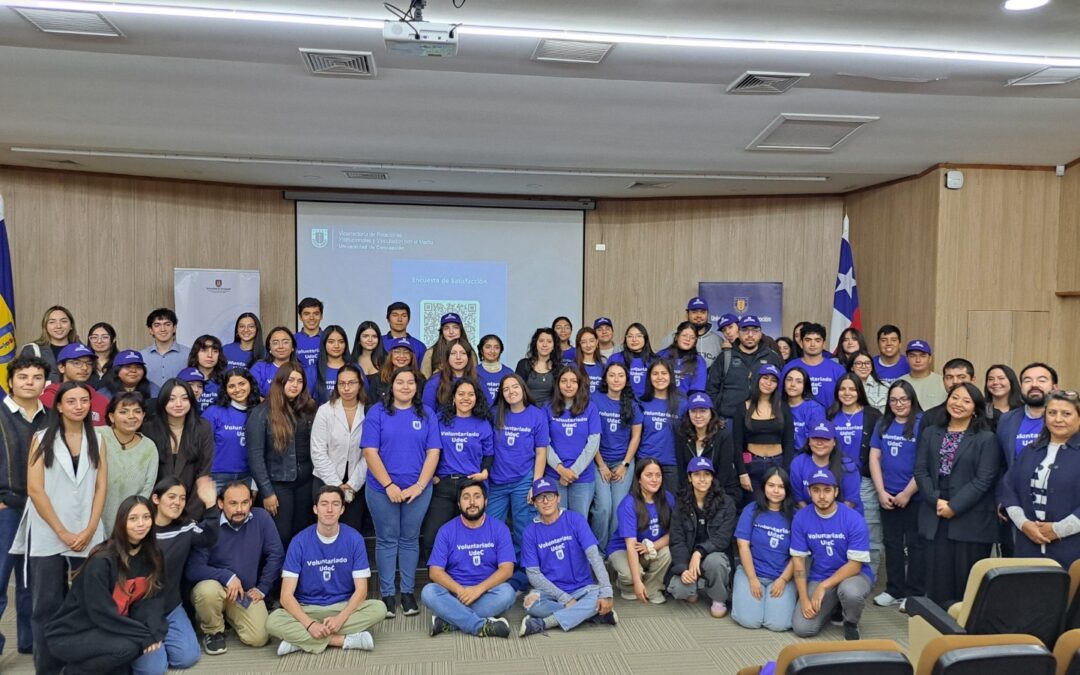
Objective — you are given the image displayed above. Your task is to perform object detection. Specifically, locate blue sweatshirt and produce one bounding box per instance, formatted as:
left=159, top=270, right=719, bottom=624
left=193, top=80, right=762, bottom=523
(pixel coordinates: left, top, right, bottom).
left=184, top=508, right=284, bottom=596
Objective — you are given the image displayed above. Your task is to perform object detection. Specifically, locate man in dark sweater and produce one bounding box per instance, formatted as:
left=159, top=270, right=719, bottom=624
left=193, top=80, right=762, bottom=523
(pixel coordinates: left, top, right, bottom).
left=0, top=355, right=49, bottom=655
left=187, top=480, right=284, bottom=655
left=706, top=316, right=783, bottom=422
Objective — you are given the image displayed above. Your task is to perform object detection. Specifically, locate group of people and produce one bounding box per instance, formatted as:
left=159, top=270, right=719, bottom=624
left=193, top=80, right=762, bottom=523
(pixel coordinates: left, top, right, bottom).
left=0, top=296, right=1077, bottom=672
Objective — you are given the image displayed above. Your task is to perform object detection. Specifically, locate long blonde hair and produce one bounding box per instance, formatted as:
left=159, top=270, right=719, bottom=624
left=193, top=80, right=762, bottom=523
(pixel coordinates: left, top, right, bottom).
left=33, top=305, right=79, bottom=346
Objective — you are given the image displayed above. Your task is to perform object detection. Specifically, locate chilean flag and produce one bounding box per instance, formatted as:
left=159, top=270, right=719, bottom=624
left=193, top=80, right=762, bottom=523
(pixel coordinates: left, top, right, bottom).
left=829, top=215, right=862, bottom=352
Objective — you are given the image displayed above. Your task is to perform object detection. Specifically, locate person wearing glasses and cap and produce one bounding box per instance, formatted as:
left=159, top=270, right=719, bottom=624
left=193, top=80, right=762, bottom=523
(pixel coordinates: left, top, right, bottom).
left=100, top=350, right=160, bottom=407
left=790, top=468, right=873, bottom=640
left=662, top=297, right=724, bottom=369
left=899, top=339, right=946, bottom=410
left=519, top=478, right=616, bottom=637
left=39, top=343, right=110, bottom=426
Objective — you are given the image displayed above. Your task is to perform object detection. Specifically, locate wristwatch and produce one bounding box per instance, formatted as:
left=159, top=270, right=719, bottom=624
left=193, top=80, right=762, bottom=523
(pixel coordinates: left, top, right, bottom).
left=622, top=461, right=631, bottom=468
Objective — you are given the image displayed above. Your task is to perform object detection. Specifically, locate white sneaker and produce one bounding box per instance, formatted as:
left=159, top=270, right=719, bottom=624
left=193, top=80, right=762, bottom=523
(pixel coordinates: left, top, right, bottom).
left=899, top=598, right=908, bottom=614
left=277, top=640, right=302, bottom=656
left=343, top=631, right=375, bottom=651
left=874, top=591, right=900, bottom=607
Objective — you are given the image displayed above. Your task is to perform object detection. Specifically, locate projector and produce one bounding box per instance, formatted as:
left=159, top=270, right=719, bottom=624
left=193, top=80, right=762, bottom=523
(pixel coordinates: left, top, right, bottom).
left=383, top=20, right=458, bottom=57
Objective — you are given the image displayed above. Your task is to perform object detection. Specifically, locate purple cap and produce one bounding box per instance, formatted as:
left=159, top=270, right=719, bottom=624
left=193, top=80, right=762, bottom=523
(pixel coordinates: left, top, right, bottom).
left=440, top=313, right=462, bottom=327
left=687, top=391, right=712, bottom=410
left=739, top=315, right=762, bottom=329
left=717, top=313, right=739, bottom=330
left=687, top=296, right=709, bottom=311
left=758, top=364, right=781, bottom=379
left=593, top=317, right=613, bottom=329
left=57, top=343, right=93, bottom=363
left=113, top=350, right=145, bottom=367
left=808, top=421, right=836, bottom=440
left=906, top=339, right=932, bottom=355
left=687, top=456, right=715, bottom=474
left=531, top=478, right=558, bottom=497
left=177, top=367, right=206, bottom=384
left=807, top=468, right=838, bottom=487
left=388, top=337, right=415, bottom=352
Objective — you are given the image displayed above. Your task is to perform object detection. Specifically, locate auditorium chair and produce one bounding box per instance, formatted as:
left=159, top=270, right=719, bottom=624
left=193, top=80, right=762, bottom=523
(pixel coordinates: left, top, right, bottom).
left=914, top=634, right=1054, bottom=675
left=735, top=639, right=910, bottom=675
left=1054, top=628, right=1080, bottom=675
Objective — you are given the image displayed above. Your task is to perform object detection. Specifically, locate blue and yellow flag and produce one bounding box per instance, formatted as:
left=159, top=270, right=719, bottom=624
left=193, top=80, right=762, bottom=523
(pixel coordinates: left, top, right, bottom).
left=0, top=196, right=16, bottom=392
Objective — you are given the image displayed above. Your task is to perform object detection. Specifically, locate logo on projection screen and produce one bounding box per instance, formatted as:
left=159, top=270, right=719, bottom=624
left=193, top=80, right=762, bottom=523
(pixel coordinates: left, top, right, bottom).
left=311, top=228, right=329, bottom=249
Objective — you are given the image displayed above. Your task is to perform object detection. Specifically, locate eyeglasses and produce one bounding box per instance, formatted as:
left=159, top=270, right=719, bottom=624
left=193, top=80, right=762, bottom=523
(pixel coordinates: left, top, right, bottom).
left=338, top=380, right=361, bottom=388
left=269, top=340, right=291, bottom=347
left=888, top=396, right=911, bottom=405
left=64, top=359, right=93, bottom=369
left=88, top=334, right=110, bottom=342
left=533, top=493, right=557, bottom=502
left=852, top=360, right=872, bottom=368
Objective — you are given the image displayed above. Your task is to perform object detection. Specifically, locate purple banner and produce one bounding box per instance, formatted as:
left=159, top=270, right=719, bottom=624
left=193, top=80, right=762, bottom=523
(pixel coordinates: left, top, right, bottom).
left=698, top=282, right=783, bottom=338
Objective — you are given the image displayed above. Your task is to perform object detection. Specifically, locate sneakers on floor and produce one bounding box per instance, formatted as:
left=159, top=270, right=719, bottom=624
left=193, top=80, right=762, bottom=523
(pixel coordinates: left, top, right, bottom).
left=383, top=595, right=397, bottom=619
left=843, top=621, right=861, bottom=641
left=899, top=598, right=908, bottom=614
left=401, top=592, right=420, bottom=616
left=276, top=640, right=302, bottom=656
left=519, top=616, right=546, bottom=637
left=430, top=616, right=453, bottom=636
left=829, top=604, right=844, bottom=627
left=203, top=631, right=227, bottom=655
left=479, top=617, right=511, bottom=638
left=873, top=591, right=900, bottom=607
left=342, top=631, right=375, bottom=651
left=649, top=591, right=667, bottom=605
left=620, top=591, right=637, bottom=601
left=710, top=601, right=728, bottom=618
left=591, top=610, right=618, bottom=626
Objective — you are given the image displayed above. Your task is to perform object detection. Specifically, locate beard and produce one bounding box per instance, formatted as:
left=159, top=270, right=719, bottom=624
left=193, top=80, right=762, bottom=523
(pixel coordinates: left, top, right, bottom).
left=462, top=506, right=486, bottom=522
left=1022, top=389, right=1047, bottom=407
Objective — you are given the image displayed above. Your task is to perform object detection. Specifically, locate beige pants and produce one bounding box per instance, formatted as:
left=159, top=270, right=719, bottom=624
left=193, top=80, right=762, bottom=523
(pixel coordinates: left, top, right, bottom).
left=191, top=579, right=270, bottom=647
left=266, top=599, right=387, bottom=654
left=609, top=546, right=672, bottom=599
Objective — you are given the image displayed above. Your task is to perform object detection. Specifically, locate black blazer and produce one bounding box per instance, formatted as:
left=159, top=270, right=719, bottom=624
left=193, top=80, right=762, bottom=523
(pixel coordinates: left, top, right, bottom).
left=913, top=426, right=1001, bottom=544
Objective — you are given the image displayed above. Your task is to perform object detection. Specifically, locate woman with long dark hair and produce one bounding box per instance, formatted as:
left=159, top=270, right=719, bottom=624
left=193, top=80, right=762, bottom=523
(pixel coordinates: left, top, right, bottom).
left=101, top=392, right=158, bottom=535
left=573, top=327, right=606, bottom=393
left=203, top=367, right=262, bottom=491
left=12, top=381, right=107, bottom=674
left=476, top=334, right=514, bottom=405
left=101, top=350, right=160, bottom=402
left=86, top=321, right=119, bottom=388
left=783, top=366, right=827, bottom=452
left=515, top=327, right=559, bottom=406
left=836, top=327, right=869, bottom=369
left=311, top=363, right=368, bottom=533
left=732, top=365, right=795, bottom=498
left=590, top=361, right=643, bottom=552
left=308, top=325, right=357, bottom=404
left=674, top=391, right=738, bottom=500
left=45, top=496, right=167, bottom=675
left=788, top=421, right=861, bottom=512
left=638, top=360, right=685, bottom=496
left=421, top=312, right=474, bottom=378
left=609, top=323, right=655, bottom=399
left=187, top=334, right=228, bottom=411
left=552, top=316, right=574, bottom=358
left=247, top=363, right=318, bottom=548
left=668, top=457, right=737, bottom=618
left=223, top=312, right=265, bottom=369
left=366, top=338, right=423, bottom=408
left=361, top=366, right=440, bottom=618
left=352, top=320, right=388, bottom=377
left=250, top=326, right=300, bottom=396
left=422, top=338, right=478, bottom=411
left=658, top=321, right=707, bottom=395
left=914, top=382, right=999, bottom=605
left=544, top=365, right=601, bottom=517
left=608, top=458, right=674, bottom=604
left=731, top=466, right=796, bottom=631
left=849, top=350, right=888, bottom=412
left=983, top=363, right=1022, bottom=419
left=145, top=378, right=214, bottom=521
left=775, top=337, right=797, bottom=364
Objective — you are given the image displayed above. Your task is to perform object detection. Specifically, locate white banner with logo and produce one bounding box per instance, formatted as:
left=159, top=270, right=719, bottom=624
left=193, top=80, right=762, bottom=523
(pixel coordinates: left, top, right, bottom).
left=174, top=268, right=260, bottom=346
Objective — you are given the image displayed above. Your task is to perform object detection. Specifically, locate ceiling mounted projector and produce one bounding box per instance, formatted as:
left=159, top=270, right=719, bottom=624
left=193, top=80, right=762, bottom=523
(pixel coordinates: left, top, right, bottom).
left=383, top=21, right=458, bottom=57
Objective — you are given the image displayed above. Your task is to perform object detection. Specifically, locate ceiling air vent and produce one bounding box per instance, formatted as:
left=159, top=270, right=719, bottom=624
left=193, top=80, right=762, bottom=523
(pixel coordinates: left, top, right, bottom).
left=746, top=113, right=879, bottom=152
left=13, top=8, right=123, bottom=37
left=726, top=71, right=809, bottom=94
left=532, top=39, right=614, bottom=64
left=300, top=49, right=377, bottom=77
left=1007, top=66, right=1080, bottom=86
left=343, top=171, right=388, bottom=180
left=626, top=181, right=673, bottom=190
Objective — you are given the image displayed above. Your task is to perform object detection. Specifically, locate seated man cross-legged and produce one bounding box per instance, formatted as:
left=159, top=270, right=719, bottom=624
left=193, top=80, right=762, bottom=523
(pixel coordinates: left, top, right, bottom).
left=421, top=479, right=516, bottom=638
left=266, top=485, right=387, bottom=656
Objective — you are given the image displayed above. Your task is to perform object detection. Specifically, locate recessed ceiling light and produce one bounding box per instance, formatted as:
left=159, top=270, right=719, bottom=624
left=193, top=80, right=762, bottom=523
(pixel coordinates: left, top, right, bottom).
left=1004, top=0, right=1050, bottom=10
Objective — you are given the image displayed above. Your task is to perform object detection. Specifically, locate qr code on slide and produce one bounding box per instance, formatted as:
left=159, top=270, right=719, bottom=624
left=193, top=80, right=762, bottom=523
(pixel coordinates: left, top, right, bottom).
left=420, top=300, right=480, bottom=345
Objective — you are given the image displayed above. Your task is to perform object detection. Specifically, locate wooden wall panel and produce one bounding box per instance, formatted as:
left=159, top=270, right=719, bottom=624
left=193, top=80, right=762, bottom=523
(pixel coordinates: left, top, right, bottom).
left=966, top=310, right=1050, bottom=379
left=844, top=171, right=940, bottom=347
left=0, top=167, right=295, bottom=351
left=584, top=196, right=844, bottom=342
left=1057, top=165, right=1080, bottom=294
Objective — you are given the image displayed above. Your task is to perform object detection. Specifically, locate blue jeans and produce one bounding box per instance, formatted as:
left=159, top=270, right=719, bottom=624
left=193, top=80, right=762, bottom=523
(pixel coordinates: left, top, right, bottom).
left=0, top=506, right=31, bottom=654
left=524, top=584, right=600, bottom=631
left=130, top=603, right=201, bottom=674
left=420, top=582, right=516, bottom=634
left=590, top=460, right=634, bottom=553
left=366, top=484, right=433, bottom=597
left=487, top=475, right=536, bottom=554
left=730, top=566, right=796, bottom=632
left=558, top=480, right=595, bottom=520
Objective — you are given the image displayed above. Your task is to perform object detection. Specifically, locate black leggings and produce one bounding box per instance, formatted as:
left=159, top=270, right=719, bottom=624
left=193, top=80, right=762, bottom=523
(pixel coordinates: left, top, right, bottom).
left=312, top=478, right=367, bottom=534
left=421, top=476, right=467, bottom=564
left=49, top=628, right=142, bottom=675
left=269, top=475, right=315, bottom=550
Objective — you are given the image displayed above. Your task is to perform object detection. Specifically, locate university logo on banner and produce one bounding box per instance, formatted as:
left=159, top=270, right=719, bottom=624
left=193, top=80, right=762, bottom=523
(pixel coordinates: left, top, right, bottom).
left=311, top=228, right=329, bottom=249
left=734, top=297, right=749, bottom=313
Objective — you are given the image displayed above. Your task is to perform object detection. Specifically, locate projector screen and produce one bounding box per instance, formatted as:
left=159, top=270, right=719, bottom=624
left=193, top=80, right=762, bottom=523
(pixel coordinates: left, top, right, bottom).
left=296, top=202, right=585, bottom=359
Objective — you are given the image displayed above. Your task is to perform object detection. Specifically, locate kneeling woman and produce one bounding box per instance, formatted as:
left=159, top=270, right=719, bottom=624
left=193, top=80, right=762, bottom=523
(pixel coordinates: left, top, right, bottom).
left=46, top=496, right=167, bottom=675
left=667, top=457, right=737, bottom=619
left=608, top=458, right=674, bottom=604
left=731, top=467, right=796, bottom=631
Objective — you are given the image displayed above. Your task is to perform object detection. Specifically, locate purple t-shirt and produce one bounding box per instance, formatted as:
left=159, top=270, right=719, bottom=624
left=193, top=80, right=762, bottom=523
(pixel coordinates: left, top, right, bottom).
left=521, top=509, right=597, bottom=594
left=294, top=330, right=322, bottom=369
left=592, top=392, right=643, bottom=464
left=490, top=405, right=550, bottom=485
left=1014, top=413, right=1044, bottom=458
left=832, top=410, right=865, bottom=468
left=790, top=503, right=874, bottom=583
left=545, top=401, right=601, bottom=483
left=637, top=396, right=684, bottom=467
left=657, top=349, right=707, bottom=395
left=428, top=515, right=516, bottom=587
left=790, top=400, right=827, bottom=450
left=435, top=415, right=494, bottom=477
left=360, top=402, right=440, bottom=493
left=607, top=491, right=675, bottom=555
left=873, top=356, right=910, bottom=386
left=476, top=365, right=514, bottom=405
left=788, top=454, right=863, bottom=514
left=281, top=524, right=369, bottom=606
left=609, top=352, right=650, bottom=399
left=735, top=504, right=792, bottom=581
left=249, top=361, right=279, bottom=397
left=783, top=358, right=847, bottom=408
left=870, top=415, right=923, bottom=497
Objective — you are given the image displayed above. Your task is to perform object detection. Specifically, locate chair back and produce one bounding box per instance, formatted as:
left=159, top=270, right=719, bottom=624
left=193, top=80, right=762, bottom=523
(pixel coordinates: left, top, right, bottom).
left=916, top=634, right=1053, bottom=675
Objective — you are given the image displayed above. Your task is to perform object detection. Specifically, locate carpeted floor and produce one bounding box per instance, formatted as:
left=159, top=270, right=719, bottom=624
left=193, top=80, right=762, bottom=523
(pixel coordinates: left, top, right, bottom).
left=0, top=572, right=909, bottom=674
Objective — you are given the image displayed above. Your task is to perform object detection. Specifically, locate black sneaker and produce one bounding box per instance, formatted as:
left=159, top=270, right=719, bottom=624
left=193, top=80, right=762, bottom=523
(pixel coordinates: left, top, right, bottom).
left=829, top=605, right=844, bottom=626
left=203, top=631, right=227, bottom=655
left=383, top=595, right=397, bottom=619
left=843, top=621, right=860, bottom=641
left=591, top=610, right=618, bottom=626
left=430, top=616, right=452, bottom=636
left=518, top=616, right=546, bottom=637
left=401, top=592, right=420, bottom=616
left=478, top=617, right=511, bottom=638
